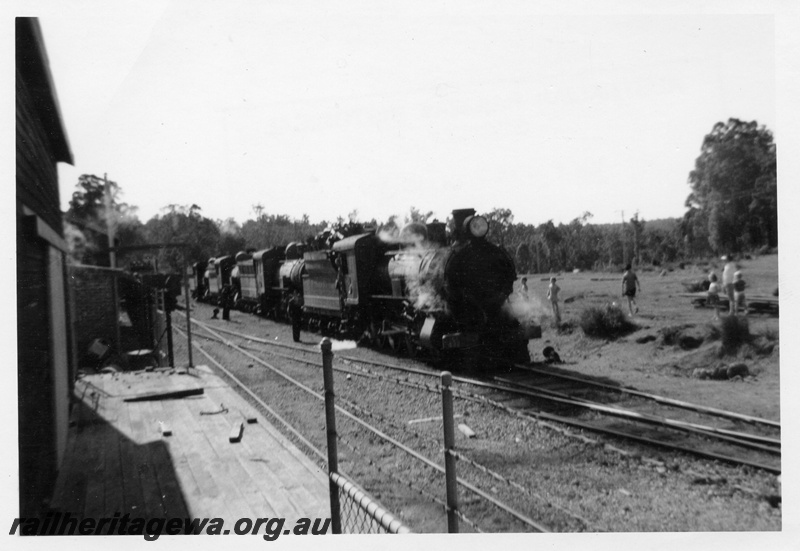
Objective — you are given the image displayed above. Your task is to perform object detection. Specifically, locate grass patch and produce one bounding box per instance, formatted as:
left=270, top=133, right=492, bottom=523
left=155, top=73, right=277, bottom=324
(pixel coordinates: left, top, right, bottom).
left=579, top=304, right=637, bottom=339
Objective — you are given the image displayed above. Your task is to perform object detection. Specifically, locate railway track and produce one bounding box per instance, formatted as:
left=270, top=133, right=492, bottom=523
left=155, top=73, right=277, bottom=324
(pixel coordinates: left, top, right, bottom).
left=188, top=318, right=781, bottom=475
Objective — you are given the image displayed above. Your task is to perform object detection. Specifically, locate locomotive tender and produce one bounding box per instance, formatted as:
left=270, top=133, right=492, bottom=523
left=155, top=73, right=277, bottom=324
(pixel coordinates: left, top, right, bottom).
left=193, top=208, right=540, bottom=366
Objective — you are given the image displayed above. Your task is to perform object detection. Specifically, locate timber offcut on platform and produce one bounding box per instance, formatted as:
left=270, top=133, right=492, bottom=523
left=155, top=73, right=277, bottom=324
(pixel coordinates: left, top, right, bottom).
left=48, top=366, right=330, bottom=522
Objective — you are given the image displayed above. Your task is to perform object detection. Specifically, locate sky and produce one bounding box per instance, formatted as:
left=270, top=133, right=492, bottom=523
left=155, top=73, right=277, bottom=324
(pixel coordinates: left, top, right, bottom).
left=13, top=1, right=783, bottom=228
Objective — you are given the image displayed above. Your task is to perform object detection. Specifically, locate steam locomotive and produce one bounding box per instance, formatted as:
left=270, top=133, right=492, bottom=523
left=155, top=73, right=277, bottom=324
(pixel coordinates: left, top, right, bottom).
left=190, top=208, right=540, bottom=366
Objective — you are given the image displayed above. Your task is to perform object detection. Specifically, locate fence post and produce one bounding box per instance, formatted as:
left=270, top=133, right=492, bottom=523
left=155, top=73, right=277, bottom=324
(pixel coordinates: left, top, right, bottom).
left=321, top=338, right=342, bottom=534
left=182, top=255, right=193, bottom=368
left=441, top=371, right=459, bottom=533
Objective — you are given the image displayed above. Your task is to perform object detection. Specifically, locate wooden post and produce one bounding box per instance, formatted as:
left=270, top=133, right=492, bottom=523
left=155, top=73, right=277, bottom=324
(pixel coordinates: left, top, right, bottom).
left=441, top=371, right=459, bottom=533
left=182, top=255, right=194, bottom=368
left=165, top=304, right=174, bottom=367
left=321, top=338, right=342, bottom=534
left=104, top=174, right=122, bottom=354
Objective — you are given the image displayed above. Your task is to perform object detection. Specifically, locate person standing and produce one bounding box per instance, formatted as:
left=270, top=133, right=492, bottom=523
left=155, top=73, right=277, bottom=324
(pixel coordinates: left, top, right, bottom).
left=546, top=277, right=561, bottom=325
left=721, top=255, right=737, bottom=315
left=707, top=273, right=721, bottom=320
left=220, top=284, right=234, bottom=321
left=621, top=264, right=641, bottom=316
left=288, top=291, right=304, bottom=343
left=519, top=277, right=529, bottom=299
left=733, top=270, right=747, bottom=316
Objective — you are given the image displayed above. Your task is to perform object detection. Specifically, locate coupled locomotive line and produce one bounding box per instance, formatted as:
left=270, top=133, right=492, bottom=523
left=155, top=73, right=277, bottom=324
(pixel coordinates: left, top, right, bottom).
left=191, top=320, right=781, bottom=470
left=189, top=320, right=552, bottom=533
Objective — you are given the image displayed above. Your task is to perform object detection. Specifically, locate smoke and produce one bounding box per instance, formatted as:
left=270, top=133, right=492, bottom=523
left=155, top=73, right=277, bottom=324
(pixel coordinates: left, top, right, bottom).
left=64, top=222, right=94, bottom=264
left=377, top=222, right=427, bottom=246
left=503, top=290, right=549, bottom=330
left=330, top=339, right=358, bottom=351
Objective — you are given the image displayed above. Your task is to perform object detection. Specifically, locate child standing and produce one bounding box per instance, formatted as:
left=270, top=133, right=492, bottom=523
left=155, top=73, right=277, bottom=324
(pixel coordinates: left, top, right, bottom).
left=707, top=273, right=721, bottom=319
left=519, top=277, right=529, bottom=300
left=547, top=277, right=561, bottom=325
left=733, top=271, right=747, bottom=316
left=621, top=264, right=641, bottom=316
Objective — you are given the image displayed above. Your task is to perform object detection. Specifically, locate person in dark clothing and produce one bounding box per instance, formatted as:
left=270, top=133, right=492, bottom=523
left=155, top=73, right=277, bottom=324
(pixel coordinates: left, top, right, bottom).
left=288, top=291, right=304, bottom=342
left=220, top=284, right=234, bottom=321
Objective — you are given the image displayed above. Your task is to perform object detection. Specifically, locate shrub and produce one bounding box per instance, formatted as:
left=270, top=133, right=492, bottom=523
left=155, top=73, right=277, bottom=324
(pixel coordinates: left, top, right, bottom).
left=759, top=326, right=779, bottom=342
left=579, top=304, right=636, bottom=339
left=658, top=325, right=685, bottom=345
left=719, top=316, right=751, bottom=352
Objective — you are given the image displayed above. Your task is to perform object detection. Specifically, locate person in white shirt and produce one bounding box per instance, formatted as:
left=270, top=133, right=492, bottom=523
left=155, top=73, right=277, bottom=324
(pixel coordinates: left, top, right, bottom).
left=721, top=255, right=738, bottom=315
left=547, top=277, right=561, bottom=325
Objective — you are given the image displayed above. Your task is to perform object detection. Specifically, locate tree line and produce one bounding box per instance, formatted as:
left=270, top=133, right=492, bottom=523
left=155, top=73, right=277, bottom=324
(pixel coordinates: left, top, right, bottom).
left=65, top=118, right=777, bottom=273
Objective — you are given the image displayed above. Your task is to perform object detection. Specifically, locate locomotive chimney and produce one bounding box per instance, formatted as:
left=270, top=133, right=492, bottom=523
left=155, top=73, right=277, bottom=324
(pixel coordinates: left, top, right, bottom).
left=451, top=208, right=476, bottom=242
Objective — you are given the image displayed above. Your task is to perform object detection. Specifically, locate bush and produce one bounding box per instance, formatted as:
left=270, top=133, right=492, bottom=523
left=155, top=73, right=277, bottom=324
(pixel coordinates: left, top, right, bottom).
left=719, top=316, right=751, bottom=353
left=579, top=304, right=636, bottom=339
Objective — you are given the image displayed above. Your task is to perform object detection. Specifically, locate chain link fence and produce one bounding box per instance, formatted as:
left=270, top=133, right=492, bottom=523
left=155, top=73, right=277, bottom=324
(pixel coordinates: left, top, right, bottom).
left=330, top=472, right=411, bottom=534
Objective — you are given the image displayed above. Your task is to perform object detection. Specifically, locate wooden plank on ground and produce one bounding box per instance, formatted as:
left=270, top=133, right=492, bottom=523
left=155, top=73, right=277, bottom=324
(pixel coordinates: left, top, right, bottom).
left=124, top=387, right=205, bottom=402
left=190, top=395, right=270, bottom=519
left=116, top=400, right=147, bottom=517
left=131, top=400, right=168, bottom=519
left=102, top=397, right=125, bottom=515
left=147, top=399, right=190, bottom=519
left=82, top=415, right=108, bottom=519
left=166, top=392, right=229, bottom=519
left=49, top=413, right=89, bottom=515
left=199, top=387, right=303, bottom=517
left=228, top=422, right=244, bottom=443
left=154, top=398, right=203, bottom=519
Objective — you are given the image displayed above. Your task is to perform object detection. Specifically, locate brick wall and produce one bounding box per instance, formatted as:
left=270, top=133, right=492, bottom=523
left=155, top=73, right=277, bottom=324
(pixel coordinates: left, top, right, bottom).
left=69, top=265, right=118, bottom=358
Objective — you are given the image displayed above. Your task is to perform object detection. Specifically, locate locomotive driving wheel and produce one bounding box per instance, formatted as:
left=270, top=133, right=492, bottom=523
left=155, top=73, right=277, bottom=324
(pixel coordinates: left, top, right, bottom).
left=404, top=334, right=417, bottom=358
left=360, top=316, right=380, bottom=346
left=380, top=319, right=401, bottom=352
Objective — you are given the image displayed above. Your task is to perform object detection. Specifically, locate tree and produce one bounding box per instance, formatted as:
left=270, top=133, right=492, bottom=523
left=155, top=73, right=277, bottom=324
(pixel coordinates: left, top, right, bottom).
left=629, top=213, right=645, bottom=265
left=65, top=174, right=146, bottom=264
left=405, top=206, right=435, bottom=224
left=143, top=204, right=220, bottom=271
left=515, top=242, right=532, bottom=274
left=485, top=208, right=514, bottom=248
left=686, top=118, right=777, bottom=253
left=217, top=218, right=246, bottom=256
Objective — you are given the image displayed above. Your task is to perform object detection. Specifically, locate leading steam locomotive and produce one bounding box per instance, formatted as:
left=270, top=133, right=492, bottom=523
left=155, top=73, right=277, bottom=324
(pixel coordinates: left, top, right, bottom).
left=191, top=208, right=540, bottom=367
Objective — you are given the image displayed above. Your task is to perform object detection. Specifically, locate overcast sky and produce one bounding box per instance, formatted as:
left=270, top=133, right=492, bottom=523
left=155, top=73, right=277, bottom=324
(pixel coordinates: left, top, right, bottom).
left=22, top=1, right=781, bottom=227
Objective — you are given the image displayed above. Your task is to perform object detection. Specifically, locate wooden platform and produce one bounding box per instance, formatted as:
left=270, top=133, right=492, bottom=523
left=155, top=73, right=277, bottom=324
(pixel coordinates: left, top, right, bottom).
left=678, top=292, right=779, bottom=314
left=48, top=366, right=330, bottom=522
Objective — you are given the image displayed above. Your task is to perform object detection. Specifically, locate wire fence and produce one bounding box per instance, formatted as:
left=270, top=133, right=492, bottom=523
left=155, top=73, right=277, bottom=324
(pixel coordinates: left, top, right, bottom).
left=330, top=472, right=412, bottom=534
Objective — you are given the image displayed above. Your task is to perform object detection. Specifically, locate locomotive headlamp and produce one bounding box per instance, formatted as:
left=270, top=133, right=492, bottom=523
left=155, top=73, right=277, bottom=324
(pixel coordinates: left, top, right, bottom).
left=466, top=215, right=489, bottom=238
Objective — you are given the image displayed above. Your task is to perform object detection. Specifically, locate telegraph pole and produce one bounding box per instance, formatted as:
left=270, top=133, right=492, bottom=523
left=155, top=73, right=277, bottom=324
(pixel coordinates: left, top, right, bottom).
left=105, top=173, right=122, bottom=352
left=619, top=210, right=627, bottom=265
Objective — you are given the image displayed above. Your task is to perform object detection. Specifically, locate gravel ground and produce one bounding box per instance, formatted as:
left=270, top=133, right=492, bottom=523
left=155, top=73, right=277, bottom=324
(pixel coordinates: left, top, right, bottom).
left=168, top=298, right=782, bottom=535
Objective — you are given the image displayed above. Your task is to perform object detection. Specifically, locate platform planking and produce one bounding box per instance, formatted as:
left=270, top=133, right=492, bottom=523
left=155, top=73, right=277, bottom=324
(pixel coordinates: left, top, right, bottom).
left=49, top=368, right=330, bottom=524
